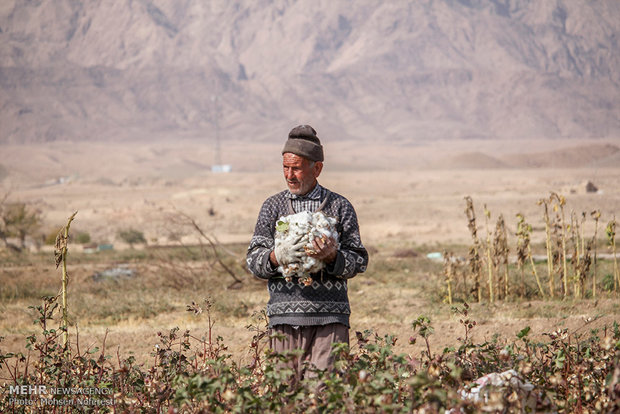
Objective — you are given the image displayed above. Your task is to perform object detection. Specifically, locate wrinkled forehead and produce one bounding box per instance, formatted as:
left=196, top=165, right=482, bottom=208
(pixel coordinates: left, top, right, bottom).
left=282, top=152, right=311, bottom=166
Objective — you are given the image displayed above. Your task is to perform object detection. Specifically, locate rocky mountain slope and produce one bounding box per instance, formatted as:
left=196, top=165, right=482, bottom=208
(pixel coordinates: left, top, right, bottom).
left=1, top=0, right=619, bottom=144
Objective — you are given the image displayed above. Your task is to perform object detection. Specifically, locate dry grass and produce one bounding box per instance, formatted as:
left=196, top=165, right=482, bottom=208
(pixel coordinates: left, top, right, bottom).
left=2, top=243, right=619, bottom=374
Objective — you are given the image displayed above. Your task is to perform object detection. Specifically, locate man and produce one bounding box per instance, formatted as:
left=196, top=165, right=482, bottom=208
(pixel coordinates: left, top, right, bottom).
left=246, top=124, right=368, bottom=377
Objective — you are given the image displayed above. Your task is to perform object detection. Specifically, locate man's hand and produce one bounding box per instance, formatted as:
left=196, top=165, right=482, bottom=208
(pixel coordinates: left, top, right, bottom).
left=271, top=236, right=306, bottom=266
left=308, top=236, right=338, bottom=263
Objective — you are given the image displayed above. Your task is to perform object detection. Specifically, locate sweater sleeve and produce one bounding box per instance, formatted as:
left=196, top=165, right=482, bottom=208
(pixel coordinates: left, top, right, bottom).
left=325, top=197, right=368, bottom=279
left=246, top=197, right=280, bottom=280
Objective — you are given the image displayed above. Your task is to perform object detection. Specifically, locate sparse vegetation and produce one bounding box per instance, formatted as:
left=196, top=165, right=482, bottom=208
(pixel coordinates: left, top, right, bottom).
left=156, top=211, right=244, bottom=289
left=0, top=193, right=618, bottom=412
left=464, top=196, right=483, bottom=303
left=54, top=211, right=77, bottom=348
left=607, top=217, right=619, bottom=295
left=75, top=231, right=91, bottom=244
left=445, top=193, right=620, bottom=303
left=117, top=228, right=146, bottom=248
left=0, top=197, right=41, bottom=253
left=1, top=292, right=619, bottom=412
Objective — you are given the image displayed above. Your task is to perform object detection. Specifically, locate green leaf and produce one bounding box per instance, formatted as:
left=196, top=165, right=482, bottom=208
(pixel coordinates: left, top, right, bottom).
left=275, top=220, right=289, bottom=232
left=517, top=326, right=531, bottom=339
left=554, top=349, right=566, bottom=369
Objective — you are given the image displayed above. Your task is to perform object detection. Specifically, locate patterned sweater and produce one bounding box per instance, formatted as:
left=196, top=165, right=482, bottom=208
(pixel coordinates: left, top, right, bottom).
left=246, top=184, right=368, bottom=327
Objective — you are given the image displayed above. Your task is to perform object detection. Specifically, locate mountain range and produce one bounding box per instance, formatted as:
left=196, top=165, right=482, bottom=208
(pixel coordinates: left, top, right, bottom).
left=1, top=0, right=619, bottom=144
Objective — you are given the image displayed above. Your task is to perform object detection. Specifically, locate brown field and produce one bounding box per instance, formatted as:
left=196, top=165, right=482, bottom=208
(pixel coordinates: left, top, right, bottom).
left=1, top=137, right=620, bottom=370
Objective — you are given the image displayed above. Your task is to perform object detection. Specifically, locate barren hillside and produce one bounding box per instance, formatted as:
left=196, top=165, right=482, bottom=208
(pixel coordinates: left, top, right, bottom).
left=1, top=0, right=620, bottom=144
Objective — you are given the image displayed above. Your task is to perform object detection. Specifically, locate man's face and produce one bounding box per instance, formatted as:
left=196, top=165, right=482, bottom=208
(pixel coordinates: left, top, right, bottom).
left=282, top=153, right=323, bottom=195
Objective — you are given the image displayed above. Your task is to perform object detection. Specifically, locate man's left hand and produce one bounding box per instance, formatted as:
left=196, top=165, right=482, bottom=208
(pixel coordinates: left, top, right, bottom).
left=309, top=236, right=338, bottom=263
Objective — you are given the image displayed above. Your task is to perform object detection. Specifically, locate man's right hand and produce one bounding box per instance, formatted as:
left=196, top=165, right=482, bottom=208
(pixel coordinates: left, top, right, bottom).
left=272, top=238, right=306, bottom=266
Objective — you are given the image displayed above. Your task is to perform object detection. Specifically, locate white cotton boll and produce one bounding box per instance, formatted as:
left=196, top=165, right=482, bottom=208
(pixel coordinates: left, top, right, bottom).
left=274, top=211, right=339, bottom=282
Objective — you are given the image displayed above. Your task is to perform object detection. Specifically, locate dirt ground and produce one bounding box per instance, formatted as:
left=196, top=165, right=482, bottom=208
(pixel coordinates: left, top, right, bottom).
left=1, top=137, right=619, bottom=367
left=2, top=137, right=619, bottom=247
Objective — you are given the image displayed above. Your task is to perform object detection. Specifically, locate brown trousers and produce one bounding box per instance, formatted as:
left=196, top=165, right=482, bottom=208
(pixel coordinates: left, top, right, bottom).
left=270, top=323, right=349, bottom=378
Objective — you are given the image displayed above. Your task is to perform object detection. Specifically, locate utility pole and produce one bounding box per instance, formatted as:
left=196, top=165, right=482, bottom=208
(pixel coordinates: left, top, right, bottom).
left=212, top=95, right=222, bottom=167
left=210, top=95, right=231, bottom=173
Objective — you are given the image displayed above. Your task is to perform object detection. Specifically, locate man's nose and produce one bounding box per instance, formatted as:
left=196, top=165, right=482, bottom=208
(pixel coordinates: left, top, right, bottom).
left=284, top=168, right=293, bottom=180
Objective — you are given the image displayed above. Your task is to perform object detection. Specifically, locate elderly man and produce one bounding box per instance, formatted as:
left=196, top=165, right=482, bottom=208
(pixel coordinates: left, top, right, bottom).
left=246, top=125, right=368, bottom=376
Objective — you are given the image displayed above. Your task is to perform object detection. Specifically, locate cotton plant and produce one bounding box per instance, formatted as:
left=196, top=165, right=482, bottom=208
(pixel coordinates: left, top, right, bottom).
left=274, top=211, right=339, bottom=285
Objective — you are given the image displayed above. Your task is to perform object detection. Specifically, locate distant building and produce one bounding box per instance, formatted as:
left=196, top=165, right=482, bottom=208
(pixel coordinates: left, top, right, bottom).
left=211, top=164, right=232, bottom=173
left=83, top=243, right=98, bottom=254
left=82, top=243, right=114, bottom=253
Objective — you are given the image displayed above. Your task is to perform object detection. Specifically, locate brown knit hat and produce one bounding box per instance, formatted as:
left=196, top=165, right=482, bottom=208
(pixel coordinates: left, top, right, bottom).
left=282, top=125, right=324, bottom=162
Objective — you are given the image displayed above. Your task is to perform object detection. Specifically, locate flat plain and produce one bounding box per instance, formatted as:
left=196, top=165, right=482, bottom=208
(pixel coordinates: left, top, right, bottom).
left=1, top=137, right=619, bottom=367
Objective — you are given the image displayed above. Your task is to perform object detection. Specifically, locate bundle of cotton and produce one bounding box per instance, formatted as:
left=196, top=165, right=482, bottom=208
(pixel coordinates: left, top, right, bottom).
left=274, top=211, right=339, bottom=285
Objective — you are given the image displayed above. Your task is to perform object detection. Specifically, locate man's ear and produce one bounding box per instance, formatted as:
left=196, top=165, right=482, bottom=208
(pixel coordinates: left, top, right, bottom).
left=314, top=161, right=323, bottom=178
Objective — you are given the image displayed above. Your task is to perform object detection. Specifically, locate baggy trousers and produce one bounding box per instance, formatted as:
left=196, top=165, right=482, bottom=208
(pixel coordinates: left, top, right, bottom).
left=269, top=323, right=349, bottom=378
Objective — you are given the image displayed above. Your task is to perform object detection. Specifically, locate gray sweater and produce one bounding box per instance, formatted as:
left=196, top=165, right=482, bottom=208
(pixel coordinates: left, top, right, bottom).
left=246, top=184, right=368, bottom=327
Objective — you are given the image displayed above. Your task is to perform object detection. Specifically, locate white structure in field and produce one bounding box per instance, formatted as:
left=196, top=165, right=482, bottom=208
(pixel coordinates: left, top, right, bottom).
left=211, top=164, right=232, bottom=173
